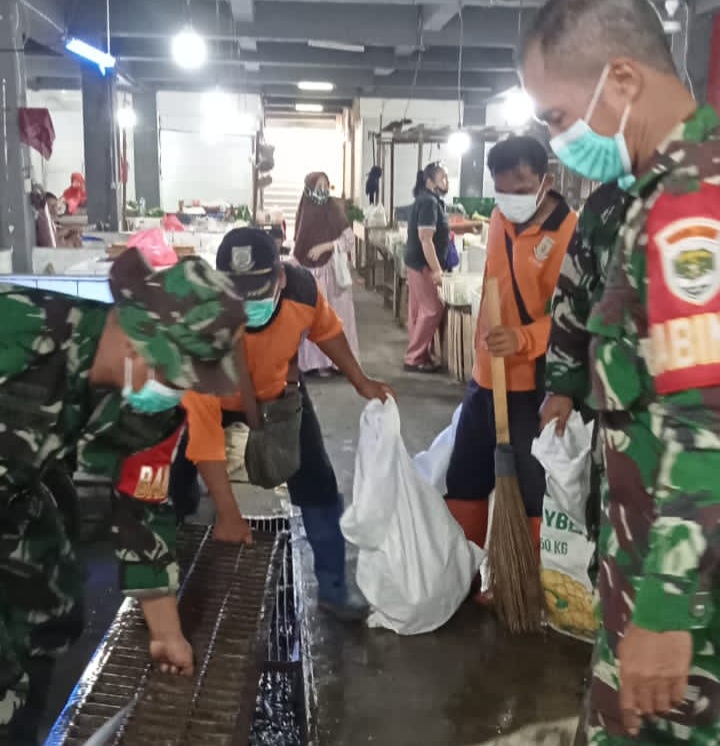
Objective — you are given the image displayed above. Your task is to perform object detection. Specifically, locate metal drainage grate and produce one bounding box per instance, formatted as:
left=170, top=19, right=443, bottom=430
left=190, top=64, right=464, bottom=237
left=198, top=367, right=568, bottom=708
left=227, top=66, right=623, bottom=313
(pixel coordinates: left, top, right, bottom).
left=46, top=522, right=285, bottom=746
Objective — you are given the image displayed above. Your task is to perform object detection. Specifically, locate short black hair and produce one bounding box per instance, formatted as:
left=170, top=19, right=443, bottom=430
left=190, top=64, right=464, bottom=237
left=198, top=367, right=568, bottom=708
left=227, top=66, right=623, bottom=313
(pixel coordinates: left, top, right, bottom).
left=487, top=136, right=548, bottom=178
left=518, top=0, right=676, bottom=79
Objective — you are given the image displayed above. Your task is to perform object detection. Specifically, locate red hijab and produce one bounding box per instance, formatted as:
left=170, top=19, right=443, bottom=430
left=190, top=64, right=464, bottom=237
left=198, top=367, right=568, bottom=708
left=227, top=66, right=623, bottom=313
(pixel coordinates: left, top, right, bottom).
left=63, top=172, right=87, bottom=215
left=293, top=172, right=349, bottom=268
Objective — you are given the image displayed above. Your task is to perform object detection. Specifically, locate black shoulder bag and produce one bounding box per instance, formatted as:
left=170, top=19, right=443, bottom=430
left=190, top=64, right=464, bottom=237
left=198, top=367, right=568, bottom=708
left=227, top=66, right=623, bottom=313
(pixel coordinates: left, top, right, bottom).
left=504, top=231, right=546, bottom=401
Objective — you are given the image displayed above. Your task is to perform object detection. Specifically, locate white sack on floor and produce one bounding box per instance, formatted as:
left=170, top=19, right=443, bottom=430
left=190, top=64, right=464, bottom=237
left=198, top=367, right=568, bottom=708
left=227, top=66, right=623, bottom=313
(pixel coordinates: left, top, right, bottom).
left=341, top=398, right=485, bottom=635
left=412, top=404, right=462, bottom=494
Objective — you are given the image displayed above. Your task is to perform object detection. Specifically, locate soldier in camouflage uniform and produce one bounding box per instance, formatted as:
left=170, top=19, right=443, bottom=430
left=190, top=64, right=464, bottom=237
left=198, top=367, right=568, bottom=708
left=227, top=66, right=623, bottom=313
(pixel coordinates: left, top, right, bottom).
left=0, top=247, right=247, bottom=745
left=522, top=0, right=720, bottom=743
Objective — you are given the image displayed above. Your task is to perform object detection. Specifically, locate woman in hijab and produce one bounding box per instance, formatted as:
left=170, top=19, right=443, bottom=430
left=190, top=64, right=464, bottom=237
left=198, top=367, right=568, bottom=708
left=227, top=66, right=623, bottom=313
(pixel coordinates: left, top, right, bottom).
left=294, top=171, right=360, bottom=376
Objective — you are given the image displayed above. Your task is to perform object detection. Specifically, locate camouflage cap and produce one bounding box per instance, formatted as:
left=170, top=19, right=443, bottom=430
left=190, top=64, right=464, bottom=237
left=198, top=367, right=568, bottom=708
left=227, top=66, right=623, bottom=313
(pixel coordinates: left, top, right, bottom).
left=109, top=247, right=247, bottom=395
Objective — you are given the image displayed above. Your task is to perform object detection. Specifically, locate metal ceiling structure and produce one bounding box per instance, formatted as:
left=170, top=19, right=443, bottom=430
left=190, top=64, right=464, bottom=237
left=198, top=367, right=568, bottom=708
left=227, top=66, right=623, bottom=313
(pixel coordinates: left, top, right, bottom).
left=18, top=0, right=712, bottom=110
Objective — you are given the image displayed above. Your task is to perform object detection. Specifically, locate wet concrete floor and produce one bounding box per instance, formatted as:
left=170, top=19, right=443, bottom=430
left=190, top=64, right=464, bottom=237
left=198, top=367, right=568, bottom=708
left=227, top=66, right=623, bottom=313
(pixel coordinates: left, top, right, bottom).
left=41, top=284, right=591, bottom=745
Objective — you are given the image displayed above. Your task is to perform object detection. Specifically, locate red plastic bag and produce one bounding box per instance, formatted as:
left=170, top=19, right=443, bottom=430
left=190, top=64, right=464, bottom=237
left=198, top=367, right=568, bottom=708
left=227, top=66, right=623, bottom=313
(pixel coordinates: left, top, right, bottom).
left=163, top=214, right=185, bottom=232
left=127, top=229, right=178, bottom=268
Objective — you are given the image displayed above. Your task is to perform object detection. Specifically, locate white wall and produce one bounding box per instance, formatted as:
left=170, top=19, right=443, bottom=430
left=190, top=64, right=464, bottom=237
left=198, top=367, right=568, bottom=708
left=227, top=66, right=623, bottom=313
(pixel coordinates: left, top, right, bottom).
left=358, top=98, right=463, bottom=218
left=26, top=89, right=85, bottom=198
left=157, top=91, right=261, bottom=211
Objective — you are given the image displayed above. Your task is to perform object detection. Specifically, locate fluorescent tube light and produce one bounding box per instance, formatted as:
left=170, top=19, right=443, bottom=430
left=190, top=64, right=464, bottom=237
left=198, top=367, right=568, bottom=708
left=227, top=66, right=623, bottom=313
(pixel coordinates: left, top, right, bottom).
left=65, top=38, right=116, bottom=75
left=298, top=81, right=334, bottom=92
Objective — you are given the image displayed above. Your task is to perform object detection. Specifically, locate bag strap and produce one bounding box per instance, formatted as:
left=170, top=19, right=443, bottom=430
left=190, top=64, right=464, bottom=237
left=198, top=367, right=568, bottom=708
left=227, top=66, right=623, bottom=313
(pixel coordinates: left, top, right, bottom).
left=235, top=333, right=262, bottom=431
left=504, top=230, right=534, bottom=326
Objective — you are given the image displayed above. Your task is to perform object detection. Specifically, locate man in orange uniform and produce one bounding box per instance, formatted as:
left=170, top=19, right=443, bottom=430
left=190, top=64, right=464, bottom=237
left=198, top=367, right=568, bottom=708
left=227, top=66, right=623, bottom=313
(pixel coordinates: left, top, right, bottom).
left=175, top=229, right=394, bottom=620
left=445, top=136, right=577, bottom=591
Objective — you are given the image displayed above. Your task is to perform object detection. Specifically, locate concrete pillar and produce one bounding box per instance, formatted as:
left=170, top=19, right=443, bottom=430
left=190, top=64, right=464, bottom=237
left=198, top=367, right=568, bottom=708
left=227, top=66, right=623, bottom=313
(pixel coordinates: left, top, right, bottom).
left=704, top=12, right=720, bottom=108
left=133, top=92, right=161, bottom=209
left=0, top=0, right=35, bottom=272
left=460, top=104, right=486, bottom=198
left=81, top=69, right=119, bottom=229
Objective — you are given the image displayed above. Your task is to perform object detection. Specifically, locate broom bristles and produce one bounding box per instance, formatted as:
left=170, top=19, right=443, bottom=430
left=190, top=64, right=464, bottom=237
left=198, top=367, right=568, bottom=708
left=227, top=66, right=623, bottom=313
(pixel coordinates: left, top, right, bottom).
left=488, top=475, right=544, bottom=634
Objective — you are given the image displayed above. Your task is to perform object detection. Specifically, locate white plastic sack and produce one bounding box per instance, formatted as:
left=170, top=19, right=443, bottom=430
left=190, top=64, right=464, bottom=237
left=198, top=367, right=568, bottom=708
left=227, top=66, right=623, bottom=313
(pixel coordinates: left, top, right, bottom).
left=342, top=398, right=485, bottom=635
left=333, top=246, right=353, bottom=289
left=412, top=404, right=462, bottom=494
left=532, top=412, right=597, bottom=642
left=531, top=411, right=594, bottom=527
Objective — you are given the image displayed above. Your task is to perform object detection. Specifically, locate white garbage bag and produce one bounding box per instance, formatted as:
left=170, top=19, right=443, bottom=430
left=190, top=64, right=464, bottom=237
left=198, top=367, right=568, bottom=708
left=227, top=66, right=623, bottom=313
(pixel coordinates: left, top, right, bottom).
left=412, top=404, right=462, bottom=494
left=342, top=398, right=485, bottom=635
left=532, top=412, right=598, bottom=642
left=531, top=411, right=594, bottom=528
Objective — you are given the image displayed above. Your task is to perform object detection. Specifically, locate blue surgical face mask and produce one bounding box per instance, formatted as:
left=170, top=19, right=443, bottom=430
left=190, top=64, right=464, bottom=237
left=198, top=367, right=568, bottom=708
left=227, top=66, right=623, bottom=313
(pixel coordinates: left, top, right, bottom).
left=123, top=358, right=183, bottom=414
left=245, top=288, right=280, bottom=329
left=550, top=65, right=632, bottom=184
left=618, top=174, right=637, bottom=192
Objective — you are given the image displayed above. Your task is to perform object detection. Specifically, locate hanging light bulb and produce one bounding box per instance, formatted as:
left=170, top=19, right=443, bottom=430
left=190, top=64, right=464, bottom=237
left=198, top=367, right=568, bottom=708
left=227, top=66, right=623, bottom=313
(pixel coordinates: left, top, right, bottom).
left=117, top=105, right=137, bottom=130
left=172, top=26, right=207, bottom=70
left=448, top=129, right=471, bottom=156
left=503, top=88, right=534, bottom=128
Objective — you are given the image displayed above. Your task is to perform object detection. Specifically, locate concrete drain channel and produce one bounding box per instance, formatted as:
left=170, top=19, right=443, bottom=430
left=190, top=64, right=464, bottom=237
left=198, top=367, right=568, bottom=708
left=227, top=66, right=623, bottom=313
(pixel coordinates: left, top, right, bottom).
left=45, top=519, right=308, bottom=746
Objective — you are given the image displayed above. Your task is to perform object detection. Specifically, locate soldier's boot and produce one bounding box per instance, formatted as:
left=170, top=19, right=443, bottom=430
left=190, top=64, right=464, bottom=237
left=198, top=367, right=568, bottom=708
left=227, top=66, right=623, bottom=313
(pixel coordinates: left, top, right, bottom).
left=528, top=516, right=542, bottom=563
left=444, top=499, right=493, bottom=606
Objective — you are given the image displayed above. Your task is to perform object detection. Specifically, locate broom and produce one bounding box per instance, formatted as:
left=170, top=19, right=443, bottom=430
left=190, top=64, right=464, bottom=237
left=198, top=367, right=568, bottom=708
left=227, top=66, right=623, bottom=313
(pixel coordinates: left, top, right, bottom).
left=486, top=276, right=544, bottom=634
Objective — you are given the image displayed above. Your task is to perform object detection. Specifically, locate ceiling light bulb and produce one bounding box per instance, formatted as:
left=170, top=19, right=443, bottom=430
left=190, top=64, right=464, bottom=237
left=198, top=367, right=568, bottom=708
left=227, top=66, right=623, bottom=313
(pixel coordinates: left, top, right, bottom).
left=448, top=129, right=471, bottom=156
left=665, top=0, right=680, bottom=18
left=503, top=88, right=534, bottom=128
left=172, top=27, right=207, bottom=71
left=296, top=103, right=324, bottom=113
left=116, top=106, right=137, bottom=130
left=298, top=81, right=334, bottom=92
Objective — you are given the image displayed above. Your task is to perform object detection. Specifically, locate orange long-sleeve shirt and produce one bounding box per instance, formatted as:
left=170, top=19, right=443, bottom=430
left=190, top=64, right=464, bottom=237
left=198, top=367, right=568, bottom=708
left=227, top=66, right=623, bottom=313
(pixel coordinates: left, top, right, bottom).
left=474, top=195, right=577, bottom=392
left=182, top=264, right=342, bottom=463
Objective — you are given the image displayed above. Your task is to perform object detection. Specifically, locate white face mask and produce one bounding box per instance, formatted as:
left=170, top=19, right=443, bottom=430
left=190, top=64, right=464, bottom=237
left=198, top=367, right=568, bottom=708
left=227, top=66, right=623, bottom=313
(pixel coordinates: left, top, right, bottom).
left=494, top=182, right=545, bottom=225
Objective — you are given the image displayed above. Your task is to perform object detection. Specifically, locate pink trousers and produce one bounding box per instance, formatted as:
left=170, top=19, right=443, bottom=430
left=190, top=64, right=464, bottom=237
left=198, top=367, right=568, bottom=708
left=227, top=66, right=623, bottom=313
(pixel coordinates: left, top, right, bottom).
left=405, top=267, right=444, bottom=367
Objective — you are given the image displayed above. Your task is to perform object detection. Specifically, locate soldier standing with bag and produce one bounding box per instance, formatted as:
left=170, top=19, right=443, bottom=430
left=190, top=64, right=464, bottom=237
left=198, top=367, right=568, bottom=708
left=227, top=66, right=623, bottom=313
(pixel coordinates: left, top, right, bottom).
left=522, top=0, right=720, bottom=742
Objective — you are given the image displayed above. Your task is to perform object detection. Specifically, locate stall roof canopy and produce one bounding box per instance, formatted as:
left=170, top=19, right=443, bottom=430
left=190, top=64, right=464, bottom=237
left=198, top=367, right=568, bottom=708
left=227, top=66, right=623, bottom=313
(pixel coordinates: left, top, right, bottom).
left=19, top=0, right=693, bottom=111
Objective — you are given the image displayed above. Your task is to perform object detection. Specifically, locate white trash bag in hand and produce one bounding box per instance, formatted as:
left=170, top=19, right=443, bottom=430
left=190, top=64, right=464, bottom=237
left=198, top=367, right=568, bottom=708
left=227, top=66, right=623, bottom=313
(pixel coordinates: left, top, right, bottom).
left=412, top=404, right=462, bottom=494
left=341, top=398, right=485, bottom=636
left=531, top=411, right=594, bottom=528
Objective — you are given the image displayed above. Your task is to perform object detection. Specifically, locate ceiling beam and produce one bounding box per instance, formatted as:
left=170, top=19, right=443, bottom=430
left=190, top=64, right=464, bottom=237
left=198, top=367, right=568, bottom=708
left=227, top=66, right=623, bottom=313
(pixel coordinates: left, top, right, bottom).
left=19, top=0, right=67, bottom=51
left=696, top=0, right=720, bottom=13
left=77, top=0, right=523, bottom=48
left=423, top=4, right=461, bottom=32
left=229, top=0, right=254, bottom=22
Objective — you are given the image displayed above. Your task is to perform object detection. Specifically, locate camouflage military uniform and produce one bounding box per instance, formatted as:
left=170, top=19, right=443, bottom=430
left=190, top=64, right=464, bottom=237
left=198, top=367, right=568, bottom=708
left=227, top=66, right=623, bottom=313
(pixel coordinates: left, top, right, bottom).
left=0, top=248, right=246, bottom=742
left=585, top=105, right=720, bottom=745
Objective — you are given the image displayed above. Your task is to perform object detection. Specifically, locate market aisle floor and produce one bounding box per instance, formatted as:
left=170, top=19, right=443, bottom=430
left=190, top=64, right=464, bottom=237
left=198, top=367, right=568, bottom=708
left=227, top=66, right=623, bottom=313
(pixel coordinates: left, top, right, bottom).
left=41, top=282, right=590, bottom=745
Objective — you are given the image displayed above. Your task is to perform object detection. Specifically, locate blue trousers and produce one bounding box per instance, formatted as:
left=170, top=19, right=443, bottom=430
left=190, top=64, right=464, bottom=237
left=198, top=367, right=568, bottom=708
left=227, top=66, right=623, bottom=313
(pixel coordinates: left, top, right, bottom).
left=169, top=380, right=348, bottom=604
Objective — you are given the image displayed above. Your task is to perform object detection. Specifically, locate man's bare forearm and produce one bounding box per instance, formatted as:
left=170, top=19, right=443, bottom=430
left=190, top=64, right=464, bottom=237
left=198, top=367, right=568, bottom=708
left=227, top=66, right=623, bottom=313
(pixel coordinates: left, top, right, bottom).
left=197, top=460, right=243, bottom=521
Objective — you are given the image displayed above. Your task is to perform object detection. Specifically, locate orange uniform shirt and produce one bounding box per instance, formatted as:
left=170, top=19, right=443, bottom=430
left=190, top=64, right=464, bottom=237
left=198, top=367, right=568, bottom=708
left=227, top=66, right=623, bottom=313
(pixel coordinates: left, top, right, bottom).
left=474, top=195, right=578, bottom=392
left=183, top=264, right=343, bottom=463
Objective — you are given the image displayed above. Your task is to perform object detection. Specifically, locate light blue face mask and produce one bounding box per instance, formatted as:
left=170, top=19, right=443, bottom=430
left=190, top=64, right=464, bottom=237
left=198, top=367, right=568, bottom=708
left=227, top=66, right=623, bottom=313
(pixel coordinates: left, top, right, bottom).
left=617, top=174, right=637, bottom=192
left=550, top=65, right=633, bottom=184
left=245, top=292, right=280, bottom=329
left=123, top=359, right=183, bottom=414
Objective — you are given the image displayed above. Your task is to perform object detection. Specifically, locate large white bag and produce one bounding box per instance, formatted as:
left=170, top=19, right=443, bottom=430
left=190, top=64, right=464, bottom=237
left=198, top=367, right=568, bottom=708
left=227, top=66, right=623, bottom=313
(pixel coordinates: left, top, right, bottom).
left=532, top=412, right=598, bottom=642
left=531, top=411, right=594, bottom=527
left=342, top=398, right=485, bottom=635
left=412, top=404, right=462, bottom=494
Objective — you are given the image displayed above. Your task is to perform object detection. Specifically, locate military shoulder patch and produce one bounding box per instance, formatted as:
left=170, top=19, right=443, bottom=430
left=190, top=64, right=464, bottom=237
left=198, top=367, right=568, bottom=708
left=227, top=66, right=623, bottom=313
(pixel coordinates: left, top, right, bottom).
left=646, top=183, right=720, bottom=395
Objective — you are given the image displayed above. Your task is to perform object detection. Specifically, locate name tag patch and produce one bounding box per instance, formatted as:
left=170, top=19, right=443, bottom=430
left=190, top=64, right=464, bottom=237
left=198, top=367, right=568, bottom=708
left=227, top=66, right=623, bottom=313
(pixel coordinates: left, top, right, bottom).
left=647, top=187, right=720, bottom=395
left=534, top=236, right=555, bottom=262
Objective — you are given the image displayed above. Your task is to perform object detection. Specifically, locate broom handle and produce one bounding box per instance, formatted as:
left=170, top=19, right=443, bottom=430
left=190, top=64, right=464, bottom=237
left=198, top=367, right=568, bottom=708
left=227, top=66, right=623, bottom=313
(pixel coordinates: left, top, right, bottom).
left=485, top=277, right=510, bottom=445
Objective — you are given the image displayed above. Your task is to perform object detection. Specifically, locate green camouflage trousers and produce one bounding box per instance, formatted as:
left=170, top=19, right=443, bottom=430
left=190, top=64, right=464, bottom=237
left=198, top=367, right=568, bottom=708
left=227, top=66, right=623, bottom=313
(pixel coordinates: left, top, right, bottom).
left=586, top=414, right=720, bottom=745
left=0, top=483, right=83, bottom=736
